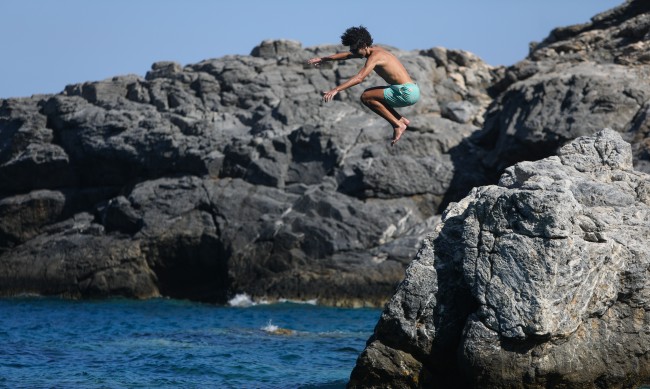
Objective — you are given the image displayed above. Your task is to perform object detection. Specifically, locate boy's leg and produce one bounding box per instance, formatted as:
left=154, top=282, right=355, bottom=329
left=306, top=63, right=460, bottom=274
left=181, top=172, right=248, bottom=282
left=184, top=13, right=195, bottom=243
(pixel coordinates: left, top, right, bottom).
left=360, top=87, right=401, bottom=125
left=360, top=87, right=409, bottom=145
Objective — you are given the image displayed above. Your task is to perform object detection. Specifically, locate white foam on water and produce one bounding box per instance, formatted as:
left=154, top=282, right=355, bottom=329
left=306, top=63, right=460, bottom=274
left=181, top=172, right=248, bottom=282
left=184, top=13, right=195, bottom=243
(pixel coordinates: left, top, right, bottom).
left=261, top=319, right=279, bottom=333
left=278, top=298, right=318, bottom=305
left=227, top=293, right=256, bottom=307
left=229, top=293, right=318, bottom=307
left=14, top=292, right=45, bottom=298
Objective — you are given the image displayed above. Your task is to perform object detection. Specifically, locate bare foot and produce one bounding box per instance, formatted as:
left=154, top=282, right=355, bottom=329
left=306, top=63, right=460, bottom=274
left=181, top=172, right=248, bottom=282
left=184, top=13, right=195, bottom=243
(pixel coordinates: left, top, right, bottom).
left=391, top=122, right=408, bottom=146
left=400, top=117, right=410, bottom=126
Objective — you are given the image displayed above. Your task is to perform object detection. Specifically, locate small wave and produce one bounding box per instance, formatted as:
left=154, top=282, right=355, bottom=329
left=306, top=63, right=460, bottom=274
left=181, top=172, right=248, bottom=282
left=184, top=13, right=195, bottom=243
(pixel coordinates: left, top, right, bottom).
left=229, top=294, right=318, bottom=307
left=227, top=293, right=272, bottom=307
left=261, top=320, right=294, bottom=335
left=5, top=293, right=46, bottom=300
left=227, top=294, right=256, bottom=307
left=299, top=380, right=348, bottom=389
left=334, top=346, right=359, bottom=353
left=278, top=298, right=318, bottom=305
left=261, top=319, right=279, bottom=333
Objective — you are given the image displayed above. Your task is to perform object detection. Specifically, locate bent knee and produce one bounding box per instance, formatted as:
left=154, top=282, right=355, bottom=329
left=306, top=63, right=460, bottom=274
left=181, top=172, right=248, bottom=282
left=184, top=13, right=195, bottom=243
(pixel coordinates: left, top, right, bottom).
left=360, top=91, right=375, bottom=105
left=360, top=92, right=369, bottom=105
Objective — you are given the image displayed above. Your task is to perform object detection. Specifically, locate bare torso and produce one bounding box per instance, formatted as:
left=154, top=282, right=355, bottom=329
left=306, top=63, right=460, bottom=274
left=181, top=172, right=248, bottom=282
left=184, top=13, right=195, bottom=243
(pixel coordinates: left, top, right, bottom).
left=365, top=47, right=413, bottom=85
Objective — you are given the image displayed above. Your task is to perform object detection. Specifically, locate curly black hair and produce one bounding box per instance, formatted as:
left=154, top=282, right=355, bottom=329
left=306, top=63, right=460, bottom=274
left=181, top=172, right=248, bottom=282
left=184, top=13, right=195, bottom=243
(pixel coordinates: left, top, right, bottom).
left=340, top=26, right=373, bottom=48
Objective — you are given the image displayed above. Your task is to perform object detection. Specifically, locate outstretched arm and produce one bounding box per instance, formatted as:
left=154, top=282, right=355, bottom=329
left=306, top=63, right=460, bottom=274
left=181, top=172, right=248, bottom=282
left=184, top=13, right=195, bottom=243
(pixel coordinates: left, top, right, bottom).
left=322, top=57, right=377, bottom=102
left=307, top=51, right=354, bottom=66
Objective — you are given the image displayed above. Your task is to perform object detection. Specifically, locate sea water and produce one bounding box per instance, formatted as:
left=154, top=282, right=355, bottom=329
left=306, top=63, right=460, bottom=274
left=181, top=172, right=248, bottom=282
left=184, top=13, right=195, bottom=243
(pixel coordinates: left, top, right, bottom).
left=0, top=296, right=381, bottom=388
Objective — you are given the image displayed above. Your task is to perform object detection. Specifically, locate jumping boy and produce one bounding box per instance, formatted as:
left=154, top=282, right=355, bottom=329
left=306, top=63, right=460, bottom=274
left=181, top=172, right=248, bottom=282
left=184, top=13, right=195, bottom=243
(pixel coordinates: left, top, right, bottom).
left=307, top=26, right=420, bottom=145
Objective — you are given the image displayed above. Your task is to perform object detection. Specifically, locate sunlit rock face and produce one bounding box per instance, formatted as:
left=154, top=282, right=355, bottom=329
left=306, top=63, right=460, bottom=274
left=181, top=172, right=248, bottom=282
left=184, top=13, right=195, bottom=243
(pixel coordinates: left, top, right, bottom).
left=349, top=129, right=650, bottom=388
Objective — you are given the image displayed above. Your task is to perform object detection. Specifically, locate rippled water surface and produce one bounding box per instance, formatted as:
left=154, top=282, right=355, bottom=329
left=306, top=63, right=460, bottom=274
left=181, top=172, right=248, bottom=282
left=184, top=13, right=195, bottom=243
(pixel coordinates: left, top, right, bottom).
left=0, top=298, right=380, bottom=388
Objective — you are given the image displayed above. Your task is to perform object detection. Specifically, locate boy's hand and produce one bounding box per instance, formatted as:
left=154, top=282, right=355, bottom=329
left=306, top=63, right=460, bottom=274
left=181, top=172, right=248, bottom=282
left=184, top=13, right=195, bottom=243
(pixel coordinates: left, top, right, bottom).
left=307, top=57, right=322, bottom=67
left=322, top=89, right=338, bottom=102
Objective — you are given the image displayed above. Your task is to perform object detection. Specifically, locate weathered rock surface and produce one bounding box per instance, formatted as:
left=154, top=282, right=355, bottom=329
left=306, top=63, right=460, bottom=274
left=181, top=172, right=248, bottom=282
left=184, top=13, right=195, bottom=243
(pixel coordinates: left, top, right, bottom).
left=479, top=0, right=650, bottom=175
left=348, top=129, right=650, bottom=388
left=0, top=38, right=496, bottom=304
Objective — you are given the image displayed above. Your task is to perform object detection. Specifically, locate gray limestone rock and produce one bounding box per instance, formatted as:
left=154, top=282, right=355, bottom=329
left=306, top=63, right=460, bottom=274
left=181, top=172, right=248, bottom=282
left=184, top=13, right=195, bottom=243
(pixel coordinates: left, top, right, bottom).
left=349, top=129, right=650, bottom=388
left=481, top=62, right=650, bottom=172
left=481, top=0, right=650, bottom=176
left=0, top=212, right=159, bottom=299
left=529, top=0, right=650, bottom=65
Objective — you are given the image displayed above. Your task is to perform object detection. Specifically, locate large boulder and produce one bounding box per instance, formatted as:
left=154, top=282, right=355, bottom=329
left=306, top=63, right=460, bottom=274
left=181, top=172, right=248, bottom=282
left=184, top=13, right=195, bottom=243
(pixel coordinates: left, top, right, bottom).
left=348, top=129, right=650, bottom=388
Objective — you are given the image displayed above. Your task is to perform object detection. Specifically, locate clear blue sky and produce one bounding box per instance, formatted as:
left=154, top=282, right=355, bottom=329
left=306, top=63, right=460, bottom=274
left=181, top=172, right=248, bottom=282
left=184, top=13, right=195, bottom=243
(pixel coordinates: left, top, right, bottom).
left=1, top=0, right=624, bottom=99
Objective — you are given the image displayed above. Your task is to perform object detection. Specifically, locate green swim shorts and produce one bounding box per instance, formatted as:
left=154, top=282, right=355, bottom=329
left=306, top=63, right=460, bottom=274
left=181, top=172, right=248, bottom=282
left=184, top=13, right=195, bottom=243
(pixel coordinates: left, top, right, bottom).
left=383, top=83, right=420, bottom=108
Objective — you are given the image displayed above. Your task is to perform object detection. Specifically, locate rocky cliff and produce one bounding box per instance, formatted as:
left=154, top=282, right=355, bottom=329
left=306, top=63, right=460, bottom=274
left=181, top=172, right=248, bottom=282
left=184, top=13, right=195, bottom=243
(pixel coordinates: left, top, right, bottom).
left=348, top=129, right=650, bottom=388
left=479, top=0, right=650, bottom=174
left=349, top=0, right=650, bottom=387
left=0, top=36, right=497, bottom=305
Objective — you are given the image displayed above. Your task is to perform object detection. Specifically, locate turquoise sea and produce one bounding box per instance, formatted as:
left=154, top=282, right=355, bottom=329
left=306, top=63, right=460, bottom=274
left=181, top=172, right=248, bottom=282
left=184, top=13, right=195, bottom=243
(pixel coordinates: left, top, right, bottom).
left=0, top=297, right=381, bottom=388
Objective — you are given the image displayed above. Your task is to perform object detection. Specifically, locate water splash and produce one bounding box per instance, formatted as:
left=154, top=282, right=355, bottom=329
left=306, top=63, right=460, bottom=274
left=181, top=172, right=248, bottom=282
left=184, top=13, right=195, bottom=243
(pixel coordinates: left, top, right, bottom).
left=261, top=319, right=279, bottom=333
left=227, top=294, right=256, bottom=307
left=227, top=294, right=272, bottom=307
left=261, top=320, right=294, bottom=335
